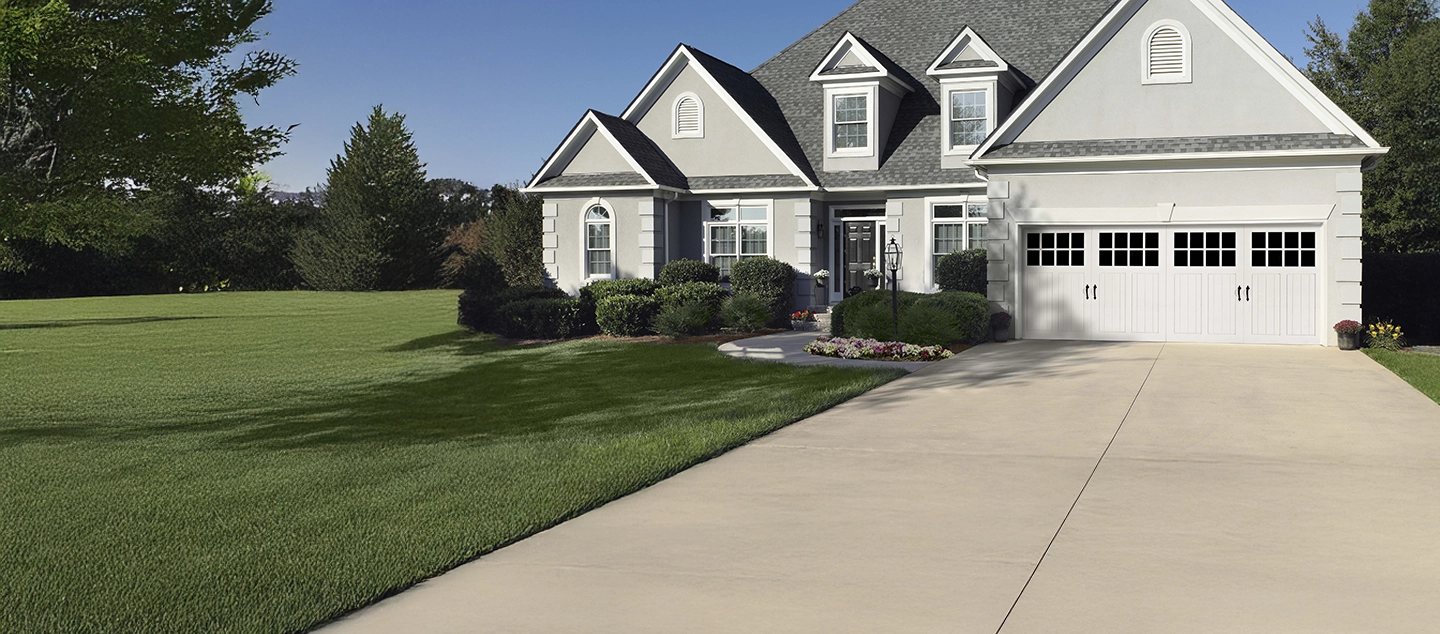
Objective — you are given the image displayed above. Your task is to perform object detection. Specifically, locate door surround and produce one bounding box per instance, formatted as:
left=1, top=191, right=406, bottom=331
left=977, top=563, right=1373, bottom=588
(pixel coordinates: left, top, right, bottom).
left=828, top=205, right=886, bottom=304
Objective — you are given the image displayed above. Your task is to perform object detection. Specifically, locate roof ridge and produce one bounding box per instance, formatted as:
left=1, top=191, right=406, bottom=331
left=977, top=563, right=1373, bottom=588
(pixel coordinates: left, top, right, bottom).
left=748, top=0, right=877, bottom=74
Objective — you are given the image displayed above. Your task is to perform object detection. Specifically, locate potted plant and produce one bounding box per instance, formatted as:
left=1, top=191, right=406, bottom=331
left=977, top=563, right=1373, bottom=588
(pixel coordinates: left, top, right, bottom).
left=790, top=310, right=819, bottom=332
left=1334, top=320, right=1362, bottom=350
left=813, top=269, right=830, bottom=288
left=990, top=312, right=1013, bottom=343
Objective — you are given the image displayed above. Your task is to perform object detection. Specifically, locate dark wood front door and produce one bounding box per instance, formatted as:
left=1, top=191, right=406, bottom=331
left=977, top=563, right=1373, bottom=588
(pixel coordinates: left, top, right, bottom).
left=844, top=222, right=880, bottom=297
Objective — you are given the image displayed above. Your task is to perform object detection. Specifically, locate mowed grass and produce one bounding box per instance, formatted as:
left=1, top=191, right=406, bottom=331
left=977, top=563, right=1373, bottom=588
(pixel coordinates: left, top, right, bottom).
left=1366, top=349, right=1440, bottom=405
left=0, top=291, right=901, bottom=634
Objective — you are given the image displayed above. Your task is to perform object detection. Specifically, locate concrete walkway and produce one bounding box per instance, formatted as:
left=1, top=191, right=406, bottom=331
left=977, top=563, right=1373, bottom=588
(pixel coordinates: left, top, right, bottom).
left=717, top=330, right=933, bottom=372
left=319, top=342, right=1440, bottom=633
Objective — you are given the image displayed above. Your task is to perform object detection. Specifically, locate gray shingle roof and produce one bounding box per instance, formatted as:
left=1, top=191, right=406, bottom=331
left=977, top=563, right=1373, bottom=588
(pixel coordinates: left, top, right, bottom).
left=687, top=175, right=811, bottom=190
left=534, top=172, right=651, bottom=189
left=983, top=133, right=1371, bottom=159
left=590, top=111, right=689, bottom=189
left=819, top=65, right=880, bottom=76
left=938, top=59, right=1000, bottom=70
left=750, top=0, right=1116, bottom=188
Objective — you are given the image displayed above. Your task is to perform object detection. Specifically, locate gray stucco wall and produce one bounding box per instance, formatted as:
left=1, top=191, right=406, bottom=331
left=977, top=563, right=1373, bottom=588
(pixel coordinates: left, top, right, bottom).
left=561, top=129, right=636, bottom=175
left=634, top=63, right=790, bottom=177
left=1017, top=0, right=1330, bottom=142
left=544, top=194, right=658, bottom=294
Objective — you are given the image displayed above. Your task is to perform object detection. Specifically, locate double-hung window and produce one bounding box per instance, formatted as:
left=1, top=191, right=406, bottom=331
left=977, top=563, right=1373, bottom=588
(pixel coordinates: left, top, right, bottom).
left=932, top=203, right=989, bottom=274
left=707, top=204, right=770, bottom=279
left=585, top=206, right=613, bottom=278
left=950, top=90, right=988, bottom=148
left=833, top=95, right=869, bottom=151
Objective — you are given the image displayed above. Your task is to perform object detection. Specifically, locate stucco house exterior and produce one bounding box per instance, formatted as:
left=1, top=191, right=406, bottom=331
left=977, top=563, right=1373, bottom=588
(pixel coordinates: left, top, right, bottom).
left=523, top=0, right=1387, bottom=346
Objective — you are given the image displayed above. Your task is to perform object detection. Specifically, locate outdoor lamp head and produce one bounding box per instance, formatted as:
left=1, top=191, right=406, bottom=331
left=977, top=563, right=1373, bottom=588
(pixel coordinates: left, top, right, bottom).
left=885, top=238, right=902, bottom=272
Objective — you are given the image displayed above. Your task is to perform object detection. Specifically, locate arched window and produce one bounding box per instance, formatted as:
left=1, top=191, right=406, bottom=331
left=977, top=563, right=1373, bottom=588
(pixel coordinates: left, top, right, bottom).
left=673, top=93, right=704, bottom=138
left=1144, top=21, right=1191, bottom=85
left=585, top=205, right=614, bottom=278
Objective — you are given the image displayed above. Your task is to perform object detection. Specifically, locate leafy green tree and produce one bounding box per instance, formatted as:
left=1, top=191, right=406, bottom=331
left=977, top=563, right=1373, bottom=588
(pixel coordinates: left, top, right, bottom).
left=293, top=106, right=445, bottom=290
left=0, top=0, right=297, bottom=271
left=1306, top=0, right=1440, bottom=252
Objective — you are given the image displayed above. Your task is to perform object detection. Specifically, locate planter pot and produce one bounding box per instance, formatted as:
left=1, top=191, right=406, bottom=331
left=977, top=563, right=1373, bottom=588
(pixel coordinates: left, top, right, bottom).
left=1338, top=332, right=1360, bottom=351
left=792, top=321, right=821, bottom=332
left=992, top=326, right=1011, bottom=343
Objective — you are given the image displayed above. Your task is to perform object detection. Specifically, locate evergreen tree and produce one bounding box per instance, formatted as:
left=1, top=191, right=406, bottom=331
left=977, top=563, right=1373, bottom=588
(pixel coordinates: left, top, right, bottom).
left=1306, top=1, right=1440, bottom=252
left=486, top=184, right=545, bottom=287
left=293, top=106, right=444, bottom=290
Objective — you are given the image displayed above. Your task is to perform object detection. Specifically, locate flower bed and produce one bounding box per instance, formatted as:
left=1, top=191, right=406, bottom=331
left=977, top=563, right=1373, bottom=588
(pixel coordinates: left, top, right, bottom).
left=803, top=337, right=954, bottom=362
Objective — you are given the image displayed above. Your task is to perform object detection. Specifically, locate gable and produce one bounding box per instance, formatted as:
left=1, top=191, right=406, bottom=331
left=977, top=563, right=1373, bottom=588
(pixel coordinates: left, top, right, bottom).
left=1015, top=0, right=1331, bottom=143
left=561, top=129, right=640, bottom=175
left=633, top=61, right=791, bottom=178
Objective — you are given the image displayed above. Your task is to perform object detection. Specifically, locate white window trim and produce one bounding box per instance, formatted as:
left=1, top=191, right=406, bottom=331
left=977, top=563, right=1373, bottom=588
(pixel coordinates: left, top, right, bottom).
left=941, top=79, right=997, bottom=157
left=702, top=199, right=775, bottom=278
left=1142, top=19, right=1192, bottom=85
left=924, top=196, right=990, bottom=290
left=824, top=84, right=877, bottom=158
left=672, top=92, right=704, bottom=139
left=581, top=197, right=616, bottom=282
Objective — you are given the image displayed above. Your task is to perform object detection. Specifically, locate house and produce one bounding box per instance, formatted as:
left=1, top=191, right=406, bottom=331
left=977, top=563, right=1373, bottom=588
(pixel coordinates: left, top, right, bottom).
left=523, top=0, right=1387, bottom=346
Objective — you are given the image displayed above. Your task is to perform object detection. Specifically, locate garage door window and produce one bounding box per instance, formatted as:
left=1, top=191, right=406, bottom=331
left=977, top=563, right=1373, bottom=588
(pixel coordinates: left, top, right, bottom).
left=1026, top=232, right=1085, bottom=267
left=1175, top=231, right=1236, bottom=267
left=1099, top=232, right=1159, bottom=267
left=1252, top=231, right=1316, bottom=268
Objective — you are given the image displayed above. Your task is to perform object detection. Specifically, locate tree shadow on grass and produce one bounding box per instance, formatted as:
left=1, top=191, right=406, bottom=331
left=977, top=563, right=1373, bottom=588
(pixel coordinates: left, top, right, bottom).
left=0, top=316, right=223, bottom=331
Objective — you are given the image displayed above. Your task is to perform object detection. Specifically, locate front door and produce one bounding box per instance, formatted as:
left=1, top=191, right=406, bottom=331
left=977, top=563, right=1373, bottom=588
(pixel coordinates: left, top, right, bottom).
left=843, top=221, right=881, bottom=297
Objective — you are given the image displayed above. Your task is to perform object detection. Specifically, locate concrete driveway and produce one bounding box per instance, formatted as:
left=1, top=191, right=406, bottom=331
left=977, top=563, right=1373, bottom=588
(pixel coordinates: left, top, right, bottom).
left=319, top=342, right=1440, bottom=633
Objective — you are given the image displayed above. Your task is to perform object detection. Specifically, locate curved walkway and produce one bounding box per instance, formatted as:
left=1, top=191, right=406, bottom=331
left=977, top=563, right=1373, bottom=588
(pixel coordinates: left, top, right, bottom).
left=717, top=330, right=934, bottom=372
left=319, top=341, right=1440, bottom=633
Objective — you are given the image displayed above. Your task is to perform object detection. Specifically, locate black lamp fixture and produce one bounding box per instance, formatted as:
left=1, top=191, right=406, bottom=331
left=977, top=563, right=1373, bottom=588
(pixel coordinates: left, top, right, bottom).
left=885, top=238, right=902, bottom=341
left=817, top=223, right=827, bottom=239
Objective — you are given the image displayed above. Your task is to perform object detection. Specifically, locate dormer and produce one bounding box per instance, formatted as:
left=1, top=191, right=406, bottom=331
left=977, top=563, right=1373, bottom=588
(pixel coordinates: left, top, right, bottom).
left=927, top=27, right=1024, bottom=169
left=810, top=32, right=915, bottom=173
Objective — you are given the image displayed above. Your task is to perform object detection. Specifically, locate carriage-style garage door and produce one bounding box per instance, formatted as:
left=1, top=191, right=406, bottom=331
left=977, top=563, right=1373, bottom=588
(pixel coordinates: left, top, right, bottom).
left=1020, top=226, right=1324, bottom=345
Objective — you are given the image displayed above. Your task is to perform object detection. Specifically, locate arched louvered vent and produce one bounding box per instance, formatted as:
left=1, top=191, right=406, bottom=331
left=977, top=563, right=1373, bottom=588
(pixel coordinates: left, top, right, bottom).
left=1145, top=22, right=1190, bottom=84
left=674, top=94, right=703, bottom=138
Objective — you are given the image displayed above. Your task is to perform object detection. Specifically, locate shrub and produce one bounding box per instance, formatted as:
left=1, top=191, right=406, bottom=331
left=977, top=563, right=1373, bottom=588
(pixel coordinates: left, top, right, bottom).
left=916, top=291, right=990, bottom=343
left=494, top=285, right=568, bottom=307
left=721, top=292, right=772, bottom=333
left=935, top=249, right=988, bottom=294
left=654, top=301, right=719, bottom=338
left=730, top=258, right=797, bottom=327
left=596, top=295, right=660, bottom=337
left=456, top=251, right=509, bottom=331
left=832, top=290, right=988, bottom=345
left=1364, top=253, right=1440, bottom=345
left=659, top=259, right=720, bottom=286
left=656, top=282, right=730, bottom=311
left=493, top=298, right=594, bottom=340
left=582, top=278, right=661, bottom=304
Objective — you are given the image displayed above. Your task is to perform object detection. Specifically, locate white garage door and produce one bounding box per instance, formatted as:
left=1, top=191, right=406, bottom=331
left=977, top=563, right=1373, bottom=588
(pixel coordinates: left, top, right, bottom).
left=1020, top=226, right=1323, bottom=345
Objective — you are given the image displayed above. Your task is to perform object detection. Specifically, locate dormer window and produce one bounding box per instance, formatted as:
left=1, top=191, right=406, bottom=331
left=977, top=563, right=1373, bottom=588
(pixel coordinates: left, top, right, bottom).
left=673, top=92, right=703, bottom=138
left=950, top=90, right=988, bottom=148
left=1143, top=21, right=1191, bottom=84
left=833, top=95, right=870, bottom=150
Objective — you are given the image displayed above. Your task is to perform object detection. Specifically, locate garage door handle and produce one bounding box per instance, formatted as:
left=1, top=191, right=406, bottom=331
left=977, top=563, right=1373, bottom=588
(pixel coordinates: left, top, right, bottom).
left=1237, top=286, right=1242, bottom=302
left=1246, top=286, right=1251, bottom=302
left=1093, top=285, right=1098, bottom=300
left=1085, top=285, right=1090, bottom=300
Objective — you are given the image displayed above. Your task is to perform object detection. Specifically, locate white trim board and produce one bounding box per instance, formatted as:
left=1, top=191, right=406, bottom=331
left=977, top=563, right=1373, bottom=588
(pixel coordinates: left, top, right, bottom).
left=970, top=0, right=1386, bottom=161
left=1010, top=204, right=1337, bottom=225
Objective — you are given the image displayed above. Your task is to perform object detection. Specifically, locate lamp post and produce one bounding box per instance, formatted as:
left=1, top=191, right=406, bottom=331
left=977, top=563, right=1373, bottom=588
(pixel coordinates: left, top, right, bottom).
left=884, top=238, right=903, bottom=342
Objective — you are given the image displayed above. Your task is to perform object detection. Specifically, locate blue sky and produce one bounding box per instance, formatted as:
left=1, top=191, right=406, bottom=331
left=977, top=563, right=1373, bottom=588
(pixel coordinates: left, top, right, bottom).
left=241, top=0, right=1371, bottom=192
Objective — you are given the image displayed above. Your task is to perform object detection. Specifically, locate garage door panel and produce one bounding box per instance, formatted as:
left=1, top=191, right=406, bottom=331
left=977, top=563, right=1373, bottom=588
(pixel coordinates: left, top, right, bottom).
left=1287, top=274, right=1317, bottom=337
left=1206, top=273, right=1239, bottom=337
left=1173, top=273, right=1203, bottom=335
left=1097, top=272, right=1127, bottom=335
left=1250, top=273, right=1285, bottom=338
left=1131, top=273, right=1161, bottom=335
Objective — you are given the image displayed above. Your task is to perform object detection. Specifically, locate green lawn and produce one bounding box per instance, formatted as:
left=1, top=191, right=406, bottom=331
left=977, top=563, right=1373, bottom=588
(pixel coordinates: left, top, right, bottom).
left=1366, top=348, right=1440, bottom=405
left=0, top=291, right=901, bottom=634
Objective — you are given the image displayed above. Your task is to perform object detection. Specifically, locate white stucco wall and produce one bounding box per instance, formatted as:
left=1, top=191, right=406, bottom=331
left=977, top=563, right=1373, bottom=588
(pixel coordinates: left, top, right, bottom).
left=561, top=129, right=637, bottom=175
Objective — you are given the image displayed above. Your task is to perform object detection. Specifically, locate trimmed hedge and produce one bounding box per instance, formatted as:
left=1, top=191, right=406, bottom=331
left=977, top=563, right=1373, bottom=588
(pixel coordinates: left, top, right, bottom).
left=654, top=301, right=717, bottom=338
left=936, top=249, right=988, bottom=294
left=1365, top=253, right=1440, bottom=345
left=656, top=282, right=730, bottom=311
left=659, top=259, right=720, bottom=286
left=493, top=298, right=595, bottom=340
left=493, top=285, right=568, bottom=307
left=581, top=278, right=661, bottom=304
left=596, top=294, right=660, bottom=337
left=721, top=292, right=771, bottom=333
left=730, top=258, right=797, bottom=328
left=833, top=290, right=989, bottom=345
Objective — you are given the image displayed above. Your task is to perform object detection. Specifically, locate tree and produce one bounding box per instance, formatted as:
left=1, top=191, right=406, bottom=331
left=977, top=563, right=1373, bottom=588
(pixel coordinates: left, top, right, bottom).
left=486, top=184, right=545, bottom=287
left=292, top=106, right=445, bottom=290
left=0, top=0, right=297, bottom=271
left=1306, top=0, right=1440, bottom=252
